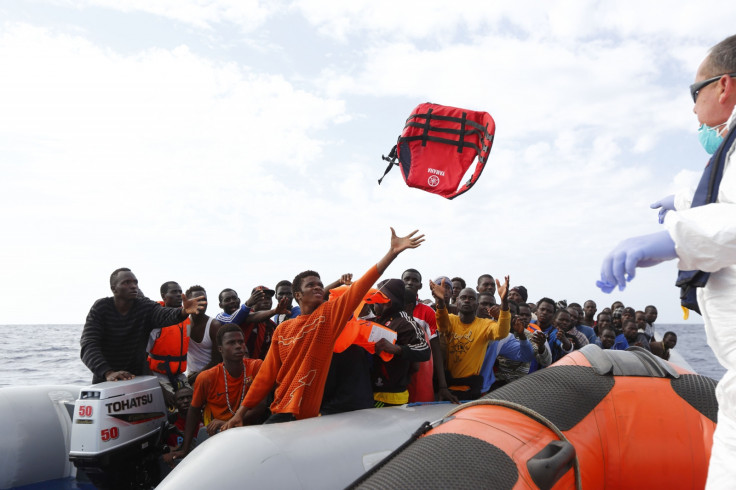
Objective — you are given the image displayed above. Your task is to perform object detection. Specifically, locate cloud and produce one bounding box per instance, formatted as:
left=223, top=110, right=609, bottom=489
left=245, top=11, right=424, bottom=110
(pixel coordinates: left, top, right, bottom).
left=61, top=0, right=276, bottom=31
left=294, top=1, right=736, bottom=46
left=0, top=20, right=349, bottom=322
left=0, top=2, right=727, bottom=325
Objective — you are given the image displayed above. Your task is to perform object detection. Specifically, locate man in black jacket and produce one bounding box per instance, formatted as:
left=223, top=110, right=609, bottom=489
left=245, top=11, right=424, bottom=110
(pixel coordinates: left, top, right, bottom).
left=81, top=268, right=206, bottom=384
left=370, top=279, right=431, bottom=407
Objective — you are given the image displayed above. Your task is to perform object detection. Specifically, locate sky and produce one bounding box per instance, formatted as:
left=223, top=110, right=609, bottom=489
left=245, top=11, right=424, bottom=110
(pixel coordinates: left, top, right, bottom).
left=1, top=1, right=735, bottom=324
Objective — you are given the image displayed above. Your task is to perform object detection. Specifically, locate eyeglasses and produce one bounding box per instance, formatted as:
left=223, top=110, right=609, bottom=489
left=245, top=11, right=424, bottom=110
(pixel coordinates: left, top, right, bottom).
left=690, top=72, right=736, bottom=102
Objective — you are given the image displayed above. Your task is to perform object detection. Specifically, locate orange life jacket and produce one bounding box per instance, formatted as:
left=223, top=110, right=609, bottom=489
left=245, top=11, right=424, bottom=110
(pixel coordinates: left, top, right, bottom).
left=330, top=286, right=396, bottom=362
left=148, top=302, right=190, bottom=376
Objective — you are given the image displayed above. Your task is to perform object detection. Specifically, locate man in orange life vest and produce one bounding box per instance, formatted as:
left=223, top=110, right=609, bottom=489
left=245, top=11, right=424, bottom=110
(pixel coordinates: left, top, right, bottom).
left=222, top=227, right=425, bottom=426
left=148, top=281, right=192, bottom=404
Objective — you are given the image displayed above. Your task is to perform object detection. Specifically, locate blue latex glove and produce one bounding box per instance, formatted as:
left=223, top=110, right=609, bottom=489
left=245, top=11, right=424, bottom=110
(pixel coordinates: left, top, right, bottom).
left=596, top=231, right=677, bottom=292
left=650, top=194, right=675, bottom=224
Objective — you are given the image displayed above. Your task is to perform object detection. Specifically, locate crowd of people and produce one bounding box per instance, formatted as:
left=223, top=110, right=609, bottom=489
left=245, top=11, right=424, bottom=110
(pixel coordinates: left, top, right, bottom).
left=79, top=228, right=677, bottom=467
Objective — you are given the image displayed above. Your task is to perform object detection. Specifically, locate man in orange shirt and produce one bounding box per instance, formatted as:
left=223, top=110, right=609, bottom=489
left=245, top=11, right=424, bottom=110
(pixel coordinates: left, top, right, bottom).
left=223, top=227, right=424, bottom=426
left=173, top=324, right=265, bottom=460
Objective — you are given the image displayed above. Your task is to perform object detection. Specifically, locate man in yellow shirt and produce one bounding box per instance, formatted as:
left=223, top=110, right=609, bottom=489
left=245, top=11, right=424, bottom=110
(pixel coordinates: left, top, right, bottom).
left=429, top=276, right=510, bottom=400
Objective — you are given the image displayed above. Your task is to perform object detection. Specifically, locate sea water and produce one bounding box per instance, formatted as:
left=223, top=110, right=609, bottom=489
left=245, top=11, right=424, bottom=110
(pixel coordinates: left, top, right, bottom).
left=0, top=323, right=726, bottom=387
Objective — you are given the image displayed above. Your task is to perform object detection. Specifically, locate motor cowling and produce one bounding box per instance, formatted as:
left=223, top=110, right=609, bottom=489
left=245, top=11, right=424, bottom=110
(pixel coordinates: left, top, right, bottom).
left=69, top=376, right=168, bottom=489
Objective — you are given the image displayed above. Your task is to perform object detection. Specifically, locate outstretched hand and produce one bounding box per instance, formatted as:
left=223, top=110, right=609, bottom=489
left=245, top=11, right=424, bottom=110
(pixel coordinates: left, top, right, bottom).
left=497, top=275, right=510, bottom=305
left=596, top=231, right=677, bottom=293
left=182, top=294, right=207, bottom=315
left=650, top=194, right=675, bottom=224
left=274, top=297, right=292, bottom=315
left=245, top=289, right=265, bottom=308
left=389, top=227, right=425, bottom=255
left=512, top=317, right=526, bottom=337
left=428, top=279, right=447, bottom=303
left=377, top=227, right=424, bottom=275
left=531, top=331, right=546, bottom=349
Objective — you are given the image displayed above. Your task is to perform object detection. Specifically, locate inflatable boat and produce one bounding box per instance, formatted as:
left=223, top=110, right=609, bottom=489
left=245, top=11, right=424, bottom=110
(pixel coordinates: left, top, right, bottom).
left=0, top=345, right=718, bottom=489
left=351, top=346, right=718, bottom=489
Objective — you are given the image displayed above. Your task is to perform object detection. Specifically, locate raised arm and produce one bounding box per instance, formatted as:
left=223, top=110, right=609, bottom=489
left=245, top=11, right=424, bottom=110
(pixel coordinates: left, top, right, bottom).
left=489, top=276, right=511, bottom=340
left=245, top=296, right=293, bottom=323
left=324, top=273, right=353, bottom=301
left=497, top=275, right=510, bottom=311
left=330, top=228, right=425, bottom=338
left=429, top=279, right=450, bottom=334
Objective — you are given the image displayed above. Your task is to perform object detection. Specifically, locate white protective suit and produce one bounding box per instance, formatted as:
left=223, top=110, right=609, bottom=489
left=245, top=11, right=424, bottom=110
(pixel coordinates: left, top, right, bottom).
left=665, top=105, right=736, bottom=489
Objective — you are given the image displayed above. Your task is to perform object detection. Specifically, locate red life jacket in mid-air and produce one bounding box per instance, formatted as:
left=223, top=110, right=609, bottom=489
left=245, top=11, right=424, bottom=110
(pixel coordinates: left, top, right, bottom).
left=378, top=103, right=495, bottom=199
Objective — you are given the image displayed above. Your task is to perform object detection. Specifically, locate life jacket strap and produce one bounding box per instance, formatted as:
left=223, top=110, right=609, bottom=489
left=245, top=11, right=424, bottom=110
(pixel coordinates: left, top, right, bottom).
left=378, top=144, right=398, bottom=185
left=149, top=352, right=187, bottom=362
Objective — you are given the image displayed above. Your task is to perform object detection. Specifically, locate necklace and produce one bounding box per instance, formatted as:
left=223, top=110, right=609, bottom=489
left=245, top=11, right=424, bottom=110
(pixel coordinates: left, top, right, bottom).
left=223, top=363, right=246, bottom=415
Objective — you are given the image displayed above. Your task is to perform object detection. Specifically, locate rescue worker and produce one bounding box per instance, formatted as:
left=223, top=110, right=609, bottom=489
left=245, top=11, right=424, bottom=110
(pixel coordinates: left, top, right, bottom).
left=597, top=34, right=736, bottom=488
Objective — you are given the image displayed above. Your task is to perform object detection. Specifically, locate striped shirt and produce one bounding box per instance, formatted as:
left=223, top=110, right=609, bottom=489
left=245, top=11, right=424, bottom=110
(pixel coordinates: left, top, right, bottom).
left=81, top=297, right=185, bottom=383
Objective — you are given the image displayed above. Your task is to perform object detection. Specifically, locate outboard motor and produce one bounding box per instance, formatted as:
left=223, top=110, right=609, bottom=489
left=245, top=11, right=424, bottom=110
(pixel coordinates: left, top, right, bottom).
left=69, top=376, right=168, bottom=489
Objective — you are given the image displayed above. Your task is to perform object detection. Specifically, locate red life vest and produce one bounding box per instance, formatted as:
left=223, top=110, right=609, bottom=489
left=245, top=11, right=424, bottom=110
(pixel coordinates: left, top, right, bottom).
left=379, top=103, right=495, bottom=199
left=148, top=303, right=190, bottom=376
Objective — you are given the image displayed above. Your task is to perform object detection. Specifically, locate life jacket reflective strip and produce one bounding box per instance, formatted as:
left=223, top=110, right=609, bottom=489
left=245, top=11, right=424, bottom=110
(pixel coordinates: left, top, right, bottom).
left=379, top=103, right=495, bottom=199
left=148, top=303, right=190, bottom=376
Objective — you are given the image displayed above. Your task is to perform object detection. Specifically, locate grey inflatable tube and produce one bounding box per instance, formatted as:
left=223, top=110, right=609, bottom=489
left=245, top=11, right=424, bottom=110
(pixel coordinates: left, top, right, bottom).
left=0, top=385, right=81, bottom=489
left=157, top=403, right=451, bottom=490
